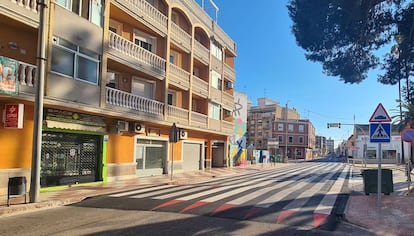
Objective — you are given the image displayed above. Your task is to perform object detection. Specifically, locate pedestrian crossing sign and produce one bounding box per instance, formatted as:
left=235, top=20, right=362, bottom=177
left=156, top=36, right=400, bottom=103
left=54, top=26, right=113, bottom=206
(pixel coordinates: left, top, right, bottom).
left=370, top=123, right=391, bottom=143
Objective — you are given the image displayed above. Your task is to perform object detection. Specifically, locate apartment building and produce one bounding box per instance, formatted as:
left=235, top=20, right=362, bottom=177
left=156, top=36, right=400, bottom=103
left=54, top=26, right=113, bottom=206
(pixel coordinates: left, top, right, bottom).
left=0, top=0, right=236, bottom=193
left=315, top=135, right=327, bottom=156
left=247, top=98, right=316, bottom=160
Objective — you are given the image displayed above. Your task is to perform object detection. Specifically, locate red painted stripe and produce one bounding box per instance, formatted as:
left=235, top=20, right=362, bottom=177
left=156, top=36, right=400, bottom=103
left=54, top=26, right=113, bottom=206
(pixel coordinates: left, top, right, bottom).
left=314, top=213, right=329, bottom=228
left=180, top=201, right=208, bottom=213
left=151, top=199, right=183, bottom=211
left=277, top=209, right=296, bottom=224
left=211, top=203, right=236, bottom=216
left=243, top=207, right=264, bottom=220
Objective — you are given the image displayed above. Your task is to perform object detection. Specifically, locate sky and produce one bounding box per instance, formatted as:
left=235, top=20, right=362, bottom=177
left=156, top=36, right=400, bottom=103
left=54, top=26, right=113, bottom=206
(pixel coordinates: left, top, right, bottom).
left=200, top=0, right=400, bottom=145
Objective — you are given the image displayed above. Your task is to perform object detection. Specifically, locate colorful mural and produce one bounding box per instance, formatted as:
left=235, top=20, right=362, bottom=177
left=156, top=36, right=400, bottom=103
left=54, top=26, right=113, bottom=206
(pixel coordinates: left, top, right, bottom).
left=229, top=91, right=247, bottom=166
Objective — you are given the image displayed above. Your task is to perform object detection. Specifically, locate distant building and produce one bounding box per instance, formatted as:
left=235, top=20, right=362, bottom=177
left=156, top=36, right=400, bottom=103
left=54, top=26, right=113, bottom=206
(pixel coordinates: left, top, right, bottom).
left=326, top=138, right=335, bottom=154
left=247, top=98, right=315, bottom=161
left=315, top=136, right=327, bottom=156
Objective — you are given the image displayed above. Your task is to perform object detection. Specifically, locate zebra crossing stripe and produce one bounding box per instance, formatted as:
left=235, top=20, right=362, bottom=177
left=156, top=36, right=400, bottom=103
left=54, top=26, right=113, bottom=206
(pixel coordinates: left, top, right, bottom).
left=151, top=164, right=315, bottom=211
left=276, top=164, right=343, bottom=223
left=243, top=164, right=340, bottom=219
left=109, top=185, right=174, bottom=197
left=312, top=165, right=350, bottom=227
left=152, top=186, right=212, bottom=200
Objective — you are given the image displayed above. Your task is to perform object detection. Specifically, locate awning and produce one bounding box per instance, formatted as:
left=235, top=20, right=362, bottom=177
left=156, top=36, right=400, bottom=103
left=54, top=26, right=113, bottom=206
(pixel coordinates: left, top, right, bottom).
left=45, top=120, right=106, bottom=132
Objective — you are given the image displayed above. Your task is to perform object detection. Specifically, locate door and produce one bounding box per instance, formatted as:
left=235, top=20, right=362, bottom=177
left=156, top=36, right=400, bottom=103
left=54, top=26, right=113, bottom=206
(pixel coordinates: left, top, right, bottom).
left=135, top=139, right=167, bottom=177
left=182, top=142, right=202, bottom=171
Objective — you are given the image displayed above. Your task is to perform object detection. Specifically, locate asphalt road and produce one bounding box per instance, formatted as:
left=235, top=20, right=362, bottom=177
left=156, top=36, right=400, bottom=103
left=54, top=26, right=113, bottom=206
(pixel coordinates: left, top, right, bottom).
left=0, top=159, right=375, bottom=235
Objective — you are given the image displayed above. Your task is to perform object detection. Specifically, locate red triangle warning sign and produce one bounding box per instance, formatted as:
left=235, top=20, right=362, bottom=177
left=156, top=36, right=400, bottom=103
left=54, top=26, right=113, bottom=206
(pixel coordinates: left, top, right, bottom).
left=369, top=103, right=391, bottom=122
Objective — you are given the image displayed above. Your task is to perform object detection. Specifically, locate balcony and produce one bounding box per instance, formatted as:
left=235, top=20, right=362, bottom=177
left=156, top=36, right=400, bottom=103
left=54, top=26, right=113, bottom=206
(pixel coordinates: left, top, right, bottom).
left=1, top=0, right=39, bottom=27
left=224, top=63, right=235, bottom=82
left=191, top=111, right=208, bottom=129
left=167, top=105, right=189, bottom=125
left=106, top=87, right=164, bottom=118
left=191, top=75, right=208, bottom=98
left=113, top=0, right=167, bottom=35
left=171, top=22, right=191, bottom=53
left=169, top=63, right=190, bottom=90
left=222, top=92, right=234, bottom=110
left=222, top=120, right=234, bottom=134
left=108, top=32, right=166, bottom=79
left=194, top=40, right=209, bottom=65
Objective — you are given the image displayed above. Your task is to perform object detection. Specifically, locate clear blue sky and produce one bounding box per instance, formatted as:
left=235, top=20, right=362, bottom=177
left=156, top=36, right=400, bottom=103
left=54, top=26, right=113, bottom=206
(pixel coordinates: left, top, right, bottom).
left=202, top=0, right=399, bottom=145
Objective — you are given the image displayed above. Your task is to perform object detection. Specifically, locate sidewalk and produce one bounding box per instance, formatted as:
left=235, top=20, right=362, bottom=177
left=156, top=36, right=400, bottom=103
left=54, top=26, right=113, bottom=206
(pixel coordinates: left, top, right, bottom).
left=344, top=164, right=414, bottom=236
left=1, top=163, right=414, bottom=235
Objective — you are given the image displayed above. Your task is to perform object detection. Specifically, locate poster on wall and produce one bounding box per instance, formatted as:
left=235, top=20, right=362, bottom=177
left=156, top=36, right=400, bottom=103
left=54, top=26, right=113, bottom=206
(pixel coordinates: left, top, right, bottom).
left=0, top=56, right=19, bottom=95
left=4, top=104, right=24, bottom=129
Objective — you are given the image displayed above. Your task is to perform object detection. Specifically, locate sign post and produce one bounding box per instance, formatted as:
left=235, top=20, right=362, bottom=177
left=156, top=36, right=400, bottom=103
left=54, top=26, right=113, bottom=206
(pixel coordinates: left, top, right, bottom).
left=369, top=103, right=392, bottom=213
left=169, top=123, right=179, bottom=181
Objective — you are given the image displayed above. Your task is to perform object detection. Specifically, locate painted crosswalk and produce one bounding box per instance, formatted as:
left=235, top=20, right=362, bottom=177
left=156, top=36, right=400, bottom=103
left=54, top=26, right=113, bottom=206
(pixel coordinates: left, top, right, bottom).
left=107, top=162, right=350, bottom=229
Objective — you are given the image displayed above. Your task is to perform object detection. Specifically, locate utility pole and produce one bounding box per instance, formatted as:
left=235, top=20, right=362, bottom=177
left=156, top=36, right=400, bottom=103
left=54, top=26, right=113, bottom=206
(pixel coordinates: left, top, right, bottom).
left=30, top=0, right=47, bottom=203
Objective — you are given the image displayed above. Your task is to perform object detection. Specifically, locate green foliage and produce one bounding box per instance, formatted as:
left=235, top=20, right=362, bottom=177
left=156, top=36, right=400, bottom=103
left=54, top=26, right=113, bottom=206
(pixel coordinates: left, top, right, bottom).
left=288, top=0, right=412, bottom=84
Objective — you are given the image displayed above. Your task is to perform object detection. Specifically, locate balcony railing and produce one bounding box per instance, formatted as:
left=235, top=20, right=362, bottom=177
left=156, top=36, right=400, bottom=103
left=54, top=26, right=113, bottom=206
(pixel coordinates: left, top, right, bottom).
left=224, top=63, right=235, bottom=82
left=222, top=120, right=234, bottom=134
left=10, top=0, right=38, bottom=13
left=167, top=104, right=189, bottom=125
left=171, top=22, right=191, bottom=52
left=17, top=62, right=36, bottom=87
left=106, top=87, right=164, bottom=116
left=191, top=111, right=208, bottom=128
left=194, top=40, right=209, bottom=65
left=191, top=75, right=208, bottom=98
left=169, top=63, right=190, bottom=90
left=108, top=32, right=166, bottom=76
left=222, top=92, right=234, bottom=109
left=121, top=0, right=168, bottom=34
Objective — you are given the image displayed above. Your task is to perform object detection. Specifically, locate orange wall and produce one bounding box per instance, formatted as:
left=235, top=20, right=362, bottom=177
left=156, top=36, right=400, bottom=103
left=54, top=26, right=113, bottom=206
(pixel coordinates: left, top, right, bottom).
left=0, top=103, right=34, bottom=168
left=106, top=134, right=134, bottom=163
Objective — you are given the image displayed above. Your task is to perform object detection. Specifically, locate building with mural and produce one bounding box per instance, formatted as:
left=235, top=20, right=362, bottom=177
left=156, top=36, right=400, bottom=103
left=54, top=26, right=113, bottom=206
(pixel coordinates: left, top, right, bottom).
left=229, top=91, right=247, bottom=166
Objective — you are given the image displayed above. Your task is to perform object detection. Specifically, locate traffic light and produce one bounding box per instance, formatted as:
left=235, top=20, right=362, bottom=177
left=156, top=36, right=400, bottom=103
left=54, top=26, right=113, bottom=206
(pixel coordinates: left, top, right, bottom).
left=339, top=123, right=341, bottom=128
left=327, top=123, right=330, bottom=128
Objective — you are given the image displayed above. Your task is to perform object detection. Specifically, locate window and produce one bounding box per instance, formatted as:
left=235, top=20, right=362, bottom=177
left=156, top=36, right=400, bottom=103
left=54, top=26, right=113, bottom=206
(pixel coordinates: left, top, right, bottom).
left=209, top=102, right=221, bottom=120
left=299, top=125, right=305, bottom=133
left=211, top=70, right=222, bottom=90
left=288, top=124, right=294, bottom=132
left=288, top=136, right=293, bottom=143
left=299, top=136, right=304, bottom=143
left=109, top=19, right=122, bottom=34
left=132, top=77, right=154, bottom=99
left=211, top=42, right=222, bottom=61
left=170, top=50, right=180, bottom=65
left=56, top=0, right=103, bottom=26
left=296, top=149, right=302, bottom=157
left=51, top=37, right=100, bottom=84
left=278, top=135, right=283, bottom=142
left=106, top=71, right=119, bottom=88
left=278, top=123, right=284, bottom=131
left=167, top=90, right=176, bottom=105
left=134, top=30, right=155, bottom=52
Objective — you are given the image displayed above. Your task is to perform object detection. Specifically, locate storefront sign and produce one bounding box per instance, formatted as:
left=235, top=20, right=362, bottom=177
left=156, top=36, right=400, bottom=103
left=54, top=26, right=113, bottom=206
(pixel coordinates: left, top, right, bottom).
left=44, top=108, right=106, bottom=127
left=4, top=104, right=24, bottom=128
left=0, top=56, right=18, bottom=95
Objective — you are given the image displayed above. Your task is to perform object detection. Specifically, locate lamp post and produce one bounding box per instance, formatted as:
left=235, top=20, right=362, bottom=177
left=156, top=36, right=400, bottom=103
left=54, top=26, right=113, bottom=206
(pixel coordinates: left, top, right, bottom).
left=30, top=0, right=47, bottom=203
left=285, top=102, right=288, bottom=162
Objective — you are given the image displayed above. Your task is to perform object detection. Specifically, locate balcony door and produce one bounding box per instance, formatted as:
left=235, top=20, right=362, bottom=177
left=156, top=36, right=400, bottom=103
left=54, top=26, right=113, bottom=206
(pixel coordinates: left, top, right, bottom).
left=132, top=77, right=154, bottom=99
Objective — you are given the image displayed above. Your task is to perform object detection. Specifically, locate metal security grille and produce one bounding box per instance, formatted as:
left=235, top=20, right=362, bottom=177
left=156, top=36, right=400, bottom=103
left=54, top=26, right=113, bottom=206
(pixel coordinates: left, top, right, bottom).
left=40, top=131, right=101, bottom=187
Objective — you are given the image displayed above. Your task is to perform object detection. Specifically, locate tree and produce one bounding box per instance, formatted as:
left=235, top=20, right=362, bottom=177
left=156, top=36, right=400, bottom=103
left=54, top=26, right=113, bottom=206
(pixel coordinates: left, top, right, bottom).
left=287, top=0, right=413, bottom=86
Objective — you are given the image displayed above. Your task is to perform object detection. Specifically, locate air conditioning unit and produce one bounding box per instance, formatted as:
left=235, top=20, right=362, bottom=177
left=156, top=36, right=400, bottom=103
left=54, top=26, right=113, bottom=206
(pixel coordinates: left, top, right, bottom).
left=117, top=121, right=129, bottom=132
left=179, top=129, right=188, bottom=139
left=133, top=123, right=145, bottom=133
